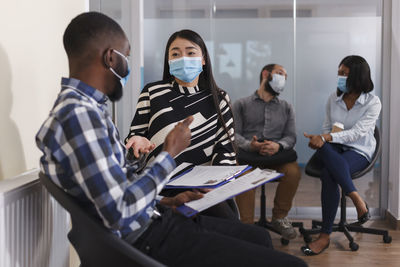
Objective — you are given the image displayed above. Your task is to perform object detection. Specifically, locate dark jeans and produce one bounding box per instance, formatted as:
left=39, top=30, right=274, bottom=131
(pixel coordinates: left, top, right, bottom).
left=314, top=143, right=369, bottom=234
left=133, top=209, right=307, bottom=267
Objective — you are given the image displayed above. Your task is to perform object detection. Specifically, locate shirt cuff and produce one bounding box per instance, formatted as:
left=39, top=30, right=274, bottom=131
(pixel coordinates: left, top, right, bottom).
left=155, top=194, right=164, bottom=203
left=278, top=141, right=289, bottom=150
left=238, top=139, right=252, bottom=152
left=155, top=151, right=177, bottom=174
left=330, top=132, right=341, bottom=143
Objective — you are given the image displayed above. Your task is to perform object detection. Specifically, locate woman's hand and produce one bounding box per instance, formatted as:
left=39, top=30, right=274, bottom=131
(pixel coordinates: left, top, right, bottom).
left=125, top=136, right=156, bottom=158
left=304, top=132, right=330, bottom=150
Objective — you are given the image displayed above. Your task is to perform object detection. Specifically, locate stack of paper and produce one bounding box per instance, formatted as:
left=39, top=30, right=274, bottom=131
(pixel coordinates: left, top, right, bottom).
left=165, top=165, right=251, bottom=188
left=177, top=168, right=282, bottom=217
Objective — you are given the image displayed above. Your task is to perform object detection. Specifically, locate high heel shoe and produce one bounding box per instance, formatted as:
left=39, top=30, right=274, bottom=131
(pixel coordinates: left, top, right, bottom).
left=301, top=241, right=330, bottom=256
left=357, top=202, right=371, bottom=225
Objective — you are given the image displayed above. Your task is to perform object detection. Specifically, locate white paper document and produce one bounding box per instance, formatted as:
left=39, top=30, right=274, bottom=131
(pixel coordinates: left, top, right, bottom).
left=177, top=168, right=282, bottom=217
left=166, top=165, right=251, bottom=188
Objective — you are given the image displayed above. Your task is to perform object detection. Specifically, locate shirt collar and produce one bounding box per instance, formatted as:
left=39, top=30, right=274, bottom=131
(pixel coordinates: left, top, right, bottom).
left=172, top=81, right=201, bottom=95
left=335, top=92, right=368, bottom=105
left=253, top=90, right=280, bottom=103
left=61, top=77, right=108, bottom=104
left=356, top=93, right=368, bottom=105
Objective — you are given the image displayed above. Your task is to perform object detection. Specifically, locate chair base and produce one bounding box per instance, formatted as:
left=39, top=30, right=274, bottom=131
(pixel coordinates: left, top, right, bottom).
left=299, top=219, right=392, bottom=251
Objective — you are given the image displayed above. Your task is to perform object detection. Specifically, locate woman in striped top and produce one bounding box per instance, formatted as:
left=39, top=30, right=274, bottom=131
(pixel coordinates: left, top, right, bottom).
left=126, top=29, right=237, bottom=219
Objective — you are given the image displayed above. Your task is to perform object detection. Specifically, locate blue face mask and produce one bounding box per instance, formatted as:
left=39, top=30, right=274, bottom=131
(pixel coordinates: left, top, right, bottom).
left=337, top=75, right=348, bottom=93
left=169, top=57, right=203, bottom=83
left=109, top=49, right=131, bottom=88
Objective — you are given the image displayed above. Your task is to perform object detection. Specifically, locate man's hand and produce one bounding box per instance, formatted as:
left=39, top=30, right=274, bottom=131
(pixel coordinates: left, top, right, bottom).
left=160, top=191, right=203, bottom=210
left=125, top=136, right=155, bottom=158
left=250, top=136, right=263, bottom=152
left=259, top=141, right=280, bottom=156
left=163, top=116, right=194, bottom=158
left=304, top=132, right=330, bottom=150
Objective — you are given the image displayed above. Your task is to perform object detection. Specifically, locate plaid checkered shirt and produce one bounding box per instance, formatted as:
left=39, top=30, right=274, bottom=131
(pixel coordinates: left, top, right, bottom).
left=36, top=77, right=176, bottom=239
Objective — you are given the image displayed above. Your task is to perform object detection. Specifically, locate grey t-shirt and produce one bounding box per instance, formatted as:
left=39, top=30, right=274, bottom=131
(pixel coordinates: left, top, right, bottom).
left=233, top=91, right=296, bottom=151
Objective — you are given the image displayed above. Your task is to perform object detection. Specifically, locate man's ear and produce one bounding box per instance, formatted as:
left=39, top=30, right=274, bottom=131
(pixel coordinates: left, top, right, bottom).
left=103, top=48, right=114, bottom=69
left=262, top=69, right=269, bottom=80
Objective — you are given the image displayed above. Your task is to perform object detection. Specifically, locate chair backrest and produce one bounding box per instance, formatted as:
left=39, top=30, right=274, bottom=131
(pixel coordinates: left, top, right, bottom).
left=39, top=172, right=166, bottom=267
left=305, top=126, right=381, bottom=179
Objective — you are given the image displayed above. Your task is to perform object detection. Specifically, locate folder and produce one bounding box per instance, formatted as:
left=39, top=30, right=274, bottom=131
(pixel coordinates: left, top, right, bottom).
left=176, top=168, right=283, bottom=217
left=165, top=165, right=252, bottom=189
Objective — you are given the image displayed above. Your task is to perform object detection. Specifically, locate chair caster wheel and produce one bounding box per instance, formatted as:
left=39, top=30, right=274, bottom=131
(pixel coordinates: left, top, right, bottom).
left=349, top=242, right=359, bottom=251
left=281, top=237, right=289, bottom=245
left=303, top=235, right=312, bottom=243
left=383, top=235, right=392, bottom=243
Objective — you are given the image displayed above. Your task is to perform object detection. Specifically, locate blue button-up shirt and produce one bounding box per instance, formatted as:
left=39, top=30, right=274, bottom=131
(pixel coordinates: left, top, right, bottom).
left=322, top=92, right=381, bottom=161
left=36, top=77, right=176, bottom=239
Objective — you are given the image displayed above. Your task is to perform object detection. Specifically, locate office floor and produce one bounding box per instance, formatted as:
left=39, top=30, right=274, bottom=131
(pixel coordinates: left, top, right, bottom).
left=255, top=167, right=380, bottom=212
left=269, top=219, right=399, bottom=266
left=254, top=167, right=399, bottom=266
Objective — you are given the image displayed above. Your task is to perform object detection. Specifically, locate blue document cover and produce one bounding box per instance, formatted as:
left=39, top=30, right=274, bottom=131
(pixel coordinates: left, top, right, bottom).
left=176, top=169, right=283, bottom=217
left=165, top=165, right=252, bottom=189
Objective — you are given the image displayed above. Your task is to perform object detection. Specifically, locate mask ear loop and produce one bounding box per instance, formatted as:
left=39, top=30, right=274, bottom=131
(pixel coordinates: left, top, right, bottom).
left=104, top=49, right=124, bottom=79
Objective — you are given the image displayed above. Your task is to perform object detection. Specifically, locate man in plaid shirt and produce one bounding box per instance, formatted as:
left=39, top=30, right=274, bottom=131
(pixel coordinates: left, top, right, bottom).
left=36, top=12, right=306, bottom=267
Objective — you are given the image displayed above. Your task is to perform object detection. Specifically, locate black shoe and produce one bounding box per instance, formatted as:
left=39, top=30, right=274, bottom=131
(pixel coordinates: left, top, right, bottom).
left=357, top=202, right=371, bottom=225
left=301, top=242, right=330, bottom=256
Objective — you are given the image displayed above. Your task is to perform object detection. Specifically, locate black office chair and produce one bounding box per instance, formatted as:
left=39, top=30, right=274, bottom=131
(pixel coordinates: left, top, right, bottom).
left=39, top=172, right=166, bottom=267
left=299, top=127, right=392, bottom=251
left=237, top=148, right=304, bottom=245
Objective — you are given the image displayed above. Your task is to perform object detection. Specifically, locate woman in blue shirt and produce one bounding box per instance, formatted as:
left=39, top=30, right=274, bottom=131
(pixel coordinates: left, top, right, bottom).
left=302, top=55, right=381, bottom=255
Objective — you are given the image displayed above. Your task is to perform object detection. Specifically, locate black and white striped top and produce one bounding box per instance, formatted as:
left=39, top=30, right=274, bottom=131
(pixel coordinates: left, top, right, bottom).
left=126, top=80, right=236, bottom=173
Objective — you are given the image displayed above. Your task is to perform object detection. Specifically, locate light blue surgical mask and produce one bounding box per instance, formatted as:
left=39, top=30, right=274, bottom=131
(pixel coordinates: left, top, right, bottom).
left=337, top=75, right=348, bottom=93
left=169, top=57, right=203, bottom=83
left=268, top=74, right=286, bottom=93
left=109, top=49, right=131, bottom=88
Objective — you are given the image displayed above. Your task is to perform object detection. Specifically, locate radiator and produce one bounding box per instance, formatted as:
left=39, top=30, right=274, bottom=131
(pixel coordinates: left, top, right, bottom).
left=0, top=170, right=70, bottom=267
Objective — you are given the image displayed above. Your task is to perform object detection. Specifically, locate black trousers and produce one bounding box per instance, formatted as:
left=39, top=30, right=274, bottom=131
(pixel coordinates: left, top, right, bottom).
left=133, top=209, right=307, bottom=267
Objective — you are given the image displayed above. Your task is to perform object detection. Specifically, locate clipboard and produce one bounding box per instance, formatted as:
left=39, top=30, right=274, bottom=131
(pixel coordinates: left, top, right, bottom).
left=165, top=165, right=252, bottom=189
left=176, top=168, right=283, bottom=217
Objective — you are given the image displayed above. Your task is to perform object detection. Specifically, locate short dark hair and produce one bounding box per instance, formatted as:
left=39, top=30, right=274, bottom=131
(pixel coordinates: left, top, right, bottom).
left=259, top=64, right=276, bottom=84
left=259, top=64, right=279, bottom=96
left=63, top=12, right=125, bottom=58
left=338, top=55, right=374, bottom=95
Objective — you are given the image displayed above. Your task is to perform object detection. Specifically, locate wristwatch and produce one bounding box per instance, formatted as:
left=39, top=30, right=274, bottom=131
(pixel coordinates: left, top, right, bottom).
left=278, top=143, right=284, bottom=151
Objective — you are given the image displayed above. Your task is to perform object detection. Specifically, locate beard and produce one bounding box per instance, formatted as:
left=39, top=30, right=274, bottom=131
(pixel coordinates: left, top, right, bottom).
left=107, top=82, right=123, bottom=102
left=264, top=74, right=279, bottom=96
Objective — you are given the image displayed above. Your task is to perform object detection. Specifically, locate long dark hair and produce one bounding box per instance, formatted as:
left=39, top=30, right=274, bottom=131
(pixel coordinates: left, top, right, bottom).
left=338, top=55, right=374, bottom=96
left=162, top=29, right=237, bottom=155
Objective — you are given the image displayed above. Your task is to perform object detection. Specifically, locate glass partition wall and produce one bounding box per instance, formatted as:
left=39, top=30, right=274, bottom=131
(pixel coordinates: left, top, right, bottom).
left=94, top=0, right=383, bottom=219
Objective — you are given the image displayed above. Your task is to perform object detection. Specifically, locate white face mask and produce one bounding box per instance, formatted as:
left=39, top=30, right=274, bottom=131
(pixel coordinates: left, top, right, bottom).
left=268, top=73, right=286, bottom=93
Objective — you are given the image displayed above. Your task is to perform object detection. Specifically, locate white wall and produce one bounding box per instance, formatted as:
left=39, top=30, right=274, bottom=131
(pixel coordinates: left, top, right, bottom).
left=387, top=0, right=400, bottom=219
left=0, top=0, right=87, bottom=181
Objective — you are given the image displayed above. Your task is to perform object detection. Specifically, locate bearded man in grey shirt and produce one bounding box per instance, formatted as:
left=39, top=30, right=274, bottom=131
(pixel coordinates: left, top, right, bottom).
left=233, top=64, right=301, bottom=240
